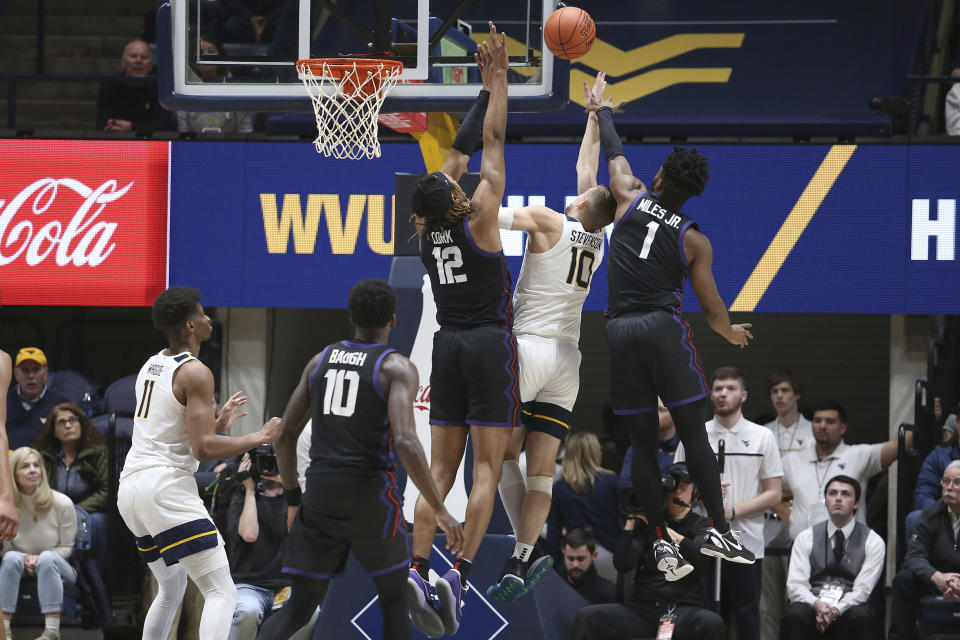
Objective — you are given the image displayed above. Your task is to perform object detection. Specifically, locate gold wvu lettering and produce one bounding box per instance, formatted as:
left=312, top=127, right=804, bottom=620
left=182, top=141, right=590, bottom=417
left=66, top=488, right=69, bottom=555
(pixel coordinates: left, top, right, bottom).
left=261, top=193, right=395, bottom=255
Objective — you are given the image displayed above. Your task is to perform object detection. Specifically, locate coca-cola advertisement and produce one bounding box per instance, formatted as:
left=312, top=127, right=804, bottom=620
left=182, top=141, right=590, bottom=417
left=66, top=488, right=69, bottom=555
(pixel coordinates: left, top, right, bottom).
left=0, top=140, right=169, bottom=306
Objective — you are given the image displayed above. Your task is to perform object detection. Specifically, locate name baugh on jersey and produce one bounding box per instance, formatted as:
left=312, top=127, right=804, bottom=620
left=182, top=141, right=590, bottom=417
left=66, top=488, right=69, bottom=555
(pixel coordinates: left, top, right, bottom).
left=328, top=349, right=369, bottom=366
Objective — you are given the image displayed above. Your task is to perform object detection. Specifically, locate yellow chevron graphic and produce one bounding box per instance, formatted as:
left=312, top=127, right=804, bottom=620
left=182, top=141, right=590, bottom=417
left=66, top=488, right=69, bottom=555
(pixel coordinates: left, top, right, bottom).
left=574, top=34, right=744, bottom=76
left=571, top=67, right=733, bottom=105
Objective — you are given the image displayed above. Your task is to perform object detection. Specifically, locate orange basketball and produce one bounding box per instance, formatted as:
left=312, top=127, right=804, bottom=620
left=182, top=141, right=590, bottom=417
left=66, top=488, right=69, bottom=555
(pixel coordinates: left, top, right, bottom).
left=544, top=6, right=596, bottom=60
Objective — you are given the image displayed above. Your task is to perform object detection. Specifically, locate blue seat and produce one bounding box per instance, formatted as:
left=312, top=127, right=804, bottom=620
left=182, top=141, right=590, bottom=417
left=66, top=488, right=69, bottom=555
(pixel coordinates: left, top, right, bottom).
left=103, top=375, right=138, bottom=415
left=919, top=596, right=960, bottom=639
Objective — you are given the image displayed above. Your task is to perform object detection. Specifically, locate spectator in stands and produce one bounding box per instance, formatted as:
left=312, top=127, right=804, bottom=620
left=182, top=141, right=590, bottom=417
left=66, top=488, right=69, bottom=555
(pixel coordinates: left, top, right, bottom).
left=906, top=427, right=960, bottom=538
left=6, top=348, right=69, bottom=450
left=178, top=36, right=255, bottom=134
left=547, top=432, right=621, bottom=581
left=35, top=402, right=109, bottom=573
left=618, top=398, right=679, bottom=486
left=782, top=400, right=906, bottom=543
left=572, top=463, right=726, bottom=640
left=222, top=0, right=284, bottom=44
left=888, top=460, right=960, bottom=640
left=96, top=39, right=173, bottom=132
left=761, top=370, right=813, bottom=640
left=1, top=447, right=78, bottom=640
left=782, top=475, right=884, bottom=640
left=556, top=529, right=616, bottom=605
left=674, top=366, right=782, bottom=640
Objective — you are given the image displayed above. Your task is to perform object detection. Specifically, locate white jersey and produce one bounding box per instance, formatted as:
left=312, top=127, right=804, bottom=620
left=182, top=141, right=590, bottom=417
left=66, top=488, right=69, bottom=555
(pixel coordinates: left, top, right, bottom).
left=121, top=351, right=201, bottom=477
left=512, top=216, right=604, bottom=343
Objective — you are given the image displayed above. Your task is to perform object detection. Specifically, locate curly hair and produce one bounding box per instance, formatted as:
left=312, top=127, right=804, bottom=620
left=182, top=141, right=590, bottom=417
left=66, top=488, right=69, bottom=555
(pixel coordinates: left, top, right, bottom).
left=411, top=172, right=472, bottom=232
left=152, top=286, right=202, bottom=334
left=35, top=402, right=104, bottom=452
left=660, top=146, right=710, bottom=200
left=347, top=279, right=397, bottom=329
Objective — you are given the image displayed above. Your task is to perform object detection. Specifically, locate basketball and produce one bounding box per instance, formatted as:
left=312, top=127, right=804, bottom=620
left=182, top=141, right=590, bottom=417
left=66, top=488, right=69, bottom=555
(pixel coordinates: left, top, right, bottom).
left=543, top=6, right=596, bottom=60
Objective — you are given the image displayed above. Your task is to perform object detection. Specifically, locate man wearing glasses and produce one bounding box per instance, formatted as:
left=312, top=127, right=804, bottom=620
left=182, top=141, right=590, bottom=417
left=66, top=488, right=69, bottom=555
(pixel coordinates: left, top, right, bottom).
left=888, top=460, right=960, bottom=640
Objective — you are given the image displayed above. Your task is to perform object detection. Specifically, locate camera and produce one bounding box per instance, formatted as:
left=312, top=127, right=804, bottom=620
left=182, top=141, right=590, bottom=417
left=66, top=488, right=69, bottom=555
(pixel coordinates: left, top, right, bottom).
left=248, top=443, right=279, bottom=478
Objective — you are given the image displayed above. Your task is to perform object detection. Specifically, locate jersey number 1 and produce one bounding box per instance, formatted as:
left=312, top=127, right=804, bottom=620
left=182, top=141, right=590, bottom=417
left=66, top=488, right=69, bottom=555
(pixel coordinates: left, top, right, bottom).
left=639, top=221, right=659, bottom=260
left=323, top=369, right=360, bottom=417
left=432, top=247, right=467, bottom=285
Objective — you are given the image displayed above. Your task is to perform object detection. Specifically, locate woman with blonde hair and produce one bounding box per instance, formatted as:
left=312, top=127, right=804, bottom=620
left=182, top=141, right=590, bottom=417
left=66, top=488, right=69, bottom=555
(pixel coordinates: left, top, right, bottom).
left=0, top=447, right=77, bottom=640
left=547, top=431, right=620, bottom=580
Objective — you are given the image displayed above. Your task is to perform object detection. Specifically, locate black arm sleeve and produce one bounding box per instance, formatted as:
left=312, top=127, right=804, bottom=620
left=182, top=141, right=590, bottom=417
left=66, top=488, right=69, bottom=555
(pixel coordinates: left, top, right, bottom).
left=450, top=89, right=490, bottom=155
left=597, top=107, right=624, bottom=163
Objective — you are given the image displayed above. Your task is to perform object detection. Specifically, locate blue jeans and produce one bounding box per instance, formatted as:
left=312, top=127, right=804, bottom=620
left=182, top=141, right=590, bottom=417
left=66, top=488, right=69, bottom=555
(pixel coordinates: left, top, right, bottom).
left=0, top=550, right=77, bottom=615
left=229, top=584, right=275, bottom=640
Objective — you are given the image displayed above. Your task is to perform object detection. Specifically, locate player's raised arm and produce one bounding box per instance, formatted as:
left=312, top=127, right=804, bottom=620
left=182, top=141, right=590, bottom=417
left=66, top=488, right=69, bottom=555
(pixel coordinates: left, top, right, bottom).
left=498, top=205, right=564, bottom=235
left=440, top=73, right=491, bottom=180
left=275, top=354, right=321, bottom=492
left=685, top=229, right=753, bottom=348
left=0, top=350, right=18, bottom=543
left=468, top=22, right=509, bottom=234
left=576, top=73, right=611, bottom=195
left=381, top=354, right=464, bottom=554
left=180, top=362, right=281, bottom=462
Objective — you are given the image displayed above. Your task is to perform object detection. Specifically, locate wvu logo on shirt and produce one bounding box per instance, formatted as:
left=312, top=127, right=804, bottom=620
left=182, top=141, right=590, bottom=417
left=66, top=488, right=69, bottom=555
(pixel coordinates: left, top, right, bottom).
left=741, top=440, right=751, bottom=448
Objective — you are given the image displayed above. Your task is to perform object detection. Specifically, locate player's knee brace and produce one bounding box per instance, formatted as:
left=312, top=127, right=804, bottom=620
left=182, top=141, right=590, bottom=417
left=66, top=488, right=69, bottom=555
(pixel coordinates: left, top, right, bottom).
left=526, top=475, right=553, bottom=497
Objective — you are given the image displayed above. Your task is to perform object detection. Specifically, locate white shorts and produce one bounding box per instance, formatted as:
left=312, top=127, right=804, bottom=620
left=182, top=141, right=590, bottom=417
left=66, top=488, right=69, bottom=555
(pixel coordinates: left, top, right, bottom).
left=517, top=335, right=581, bottom=411
left=118, top=467, right=226, bottom=573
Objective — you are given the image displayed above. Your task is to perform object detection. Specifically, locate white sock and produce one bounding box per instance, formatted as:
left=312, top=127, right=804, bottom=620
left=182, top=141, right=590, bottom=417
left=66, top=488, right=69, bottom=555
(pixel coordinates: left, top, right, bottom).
left=45, top=616, right=60, bottom=632
left=498, top=460, right=526, bottom=536
left=4, top=617, right=11, bottom=637
left=511, top=542, right=534, bottom=563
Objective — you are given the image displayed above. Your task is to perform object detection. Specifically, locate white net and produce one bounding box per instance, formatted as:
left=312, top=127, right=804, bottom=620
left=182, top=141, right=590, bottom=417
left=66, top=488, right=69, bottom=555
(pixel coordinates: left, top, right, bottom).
left=297, top=59, right=402, bottom=160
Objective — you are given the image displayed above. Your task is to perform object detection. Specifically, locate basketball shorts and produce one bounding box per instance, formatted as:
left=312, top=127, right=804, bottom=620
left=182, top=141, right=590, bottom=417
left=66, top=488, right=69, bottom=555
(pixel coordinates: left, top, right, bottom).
left=117, top=467, right=225, bottom=573
left=516, top=334, right=578, bottom=441
left=430, top=324, right=520, bottom=428
left=283, top=470, right=410, bottom=579
left=605, top=309, right=709, bottom=415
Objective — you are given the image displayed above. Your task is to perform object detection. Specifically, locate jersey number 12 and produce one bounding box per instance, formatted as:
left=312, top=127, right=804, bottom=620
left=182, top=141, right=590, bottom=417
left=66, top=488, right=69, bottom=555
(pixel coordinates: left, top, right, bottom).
left=432, top=247, right=467, bottom=285
left=322, top=369, right=359, bottom=417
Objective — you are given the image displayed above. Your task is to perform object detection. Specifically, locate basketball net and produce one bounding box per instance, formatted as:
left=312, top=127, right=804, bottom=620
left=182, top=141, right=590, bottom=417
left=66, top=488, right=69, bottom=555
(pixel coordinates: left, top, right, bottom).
left=297, top=59, right=403, bottom=160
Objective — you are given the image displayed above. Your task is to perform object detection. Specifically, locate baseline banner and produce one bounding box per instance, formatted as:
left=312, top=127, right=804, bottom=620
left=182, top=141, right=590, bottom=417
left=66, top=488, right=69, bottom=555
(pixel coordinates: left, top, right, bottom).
left=0, top=140, right=169, bottom=306
left=169, top=142, right=960, bottom=314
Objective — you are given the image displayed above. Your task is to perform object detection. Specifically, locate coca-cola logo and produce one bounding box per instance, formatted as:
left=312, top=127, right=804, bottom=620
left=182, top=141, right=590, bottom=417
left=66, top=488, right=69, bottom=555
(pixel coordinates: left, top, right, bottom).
left=414, top=384, right=430, bottom=411
left=0, top=178, right=131, bottom=267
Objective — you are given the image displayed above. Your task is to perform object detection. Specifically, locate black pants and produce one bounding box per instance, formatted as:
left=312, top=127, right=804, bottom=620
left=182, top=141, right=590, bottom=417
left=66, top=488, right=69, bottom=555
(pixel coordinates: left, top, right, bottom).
left=718, top=560, right=762, bottom=640
left=780, top=601, right=877, bottom=640
left=572, top=601, right=726, bottom=640
left=889, top=568, right=941, bottom=640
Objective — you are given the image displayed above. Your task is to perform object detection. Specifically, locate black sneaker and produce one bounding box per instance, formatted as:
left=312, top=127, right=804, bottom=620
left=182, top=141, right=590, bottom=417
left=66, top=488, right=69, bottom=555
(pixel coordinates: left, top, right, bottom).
left=485, top=557, right=525, bottom=603
left=700, top=527, right=756, bottom=564
left=653, top=539, right=694, bottom=581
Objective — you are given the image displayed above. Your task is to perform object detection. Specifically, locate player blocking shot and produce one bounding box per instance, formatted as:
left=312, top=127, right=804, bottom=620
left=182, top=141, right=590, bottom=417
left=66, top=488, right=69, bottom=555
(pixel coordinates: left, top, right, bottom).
left=585, top=80, right=756, bottom=580
left=117, top=287, right=281, bottom=640
left=406, top=23, right=516, bottom=638
left=257, top=279, right=463, bottom=640
left=487, top=72, right=618, bottom=604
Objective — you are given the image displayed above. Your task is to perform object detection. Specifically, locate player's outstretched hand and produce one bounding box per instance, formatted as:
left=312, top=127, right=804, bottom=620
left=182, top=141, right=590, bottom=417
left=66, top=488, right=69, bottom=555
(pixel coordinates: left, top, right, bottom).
left=728, top=323, right=754, bottom=348
left=584, top=71, right=626, bottom=113
left=436, top=509, right=465, bottom=555
left=260, top=416, right=282, bottom=444
left=216, top=391, right=249, bottom=433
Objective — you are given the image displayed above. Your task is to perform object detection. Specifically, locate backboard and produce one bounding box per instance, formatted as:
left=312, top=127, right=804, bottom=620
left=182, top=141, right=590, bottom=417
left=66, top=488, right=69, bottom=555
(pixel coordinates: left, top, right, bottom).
left=156, top=0, right=566, bottom=113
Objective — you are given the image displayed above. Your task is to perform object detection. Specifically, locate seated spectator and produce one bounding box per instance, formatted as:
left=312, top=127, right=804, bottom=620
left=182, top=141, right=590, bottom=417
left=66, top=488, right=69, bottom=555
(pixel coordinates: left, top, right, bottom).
left=35, top=402, right=109, bottom=573
left=96, top=39, right=173, bottom=132
left=223, top=0, right=284, bottom=43
left=572, top=463, right=726, bottom=640
left=889, top=460, right=960, bottom=640
left=782, top=475, right=884, bottom=640
left=6, top=349, right=69, bottom=450
left=226, top=450, right=290, bottom=639
left=618, top=398, right=679, bottom=484
left=178, top=36, right=255, bottom=134
left=556, top=529, right=616, bottom=605
left=1, top=447, right=78, bottom=640
left=547, top=432, right=620, bottom=581
left=906, top=431, right=960, bottom=538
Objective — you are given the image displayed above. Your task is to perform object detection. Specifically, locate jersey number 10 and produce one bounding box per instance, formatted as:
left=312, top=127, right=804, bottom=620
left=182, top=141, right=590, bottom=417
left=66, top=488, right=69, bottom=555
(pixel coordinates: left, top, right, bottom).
left=565, top=247, right=596, bottom=289
left=322, top=369, right=359, bottom=417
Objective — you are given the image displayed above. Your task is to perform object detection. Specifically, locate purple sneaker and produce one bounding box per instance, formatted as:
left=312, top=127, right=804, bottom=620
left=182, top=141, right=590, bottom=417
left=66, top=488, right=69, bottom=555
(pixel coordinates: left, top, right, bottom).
left=405, top=569, right=445, bottom=638
left=435, top=568, right=466, bottom=635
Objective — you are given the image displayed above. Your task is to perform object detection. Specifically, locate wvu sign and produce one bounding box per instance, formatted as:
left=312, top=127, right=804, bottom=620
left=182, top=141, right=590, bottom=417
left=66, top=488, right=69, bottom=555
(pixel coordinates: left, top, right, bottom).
left=260, top=193, right=396, bottom=255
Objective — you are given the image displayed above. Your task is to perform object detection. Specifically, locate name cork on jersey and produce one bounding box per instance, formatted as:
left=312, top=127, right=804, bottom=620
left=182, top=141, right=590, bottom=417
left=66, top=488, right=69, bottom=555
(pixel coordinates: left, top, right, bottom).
left=307, top=340, right=398, bottom=475
left=607, top=193, right=698, bottom=317
left=419, top=218, right=513, bottom=329
left=513, top=216, right=604, bottom=343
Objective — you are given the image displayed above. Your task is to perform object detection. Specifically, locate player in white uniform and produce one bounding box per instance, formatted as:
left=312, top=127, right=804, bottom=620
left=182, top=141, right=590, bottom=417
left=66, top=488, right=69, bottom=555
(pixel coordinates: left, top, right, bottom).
left=117, top=287, right=280, bottom=640
left=487, top=73, right=619, bottom=603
